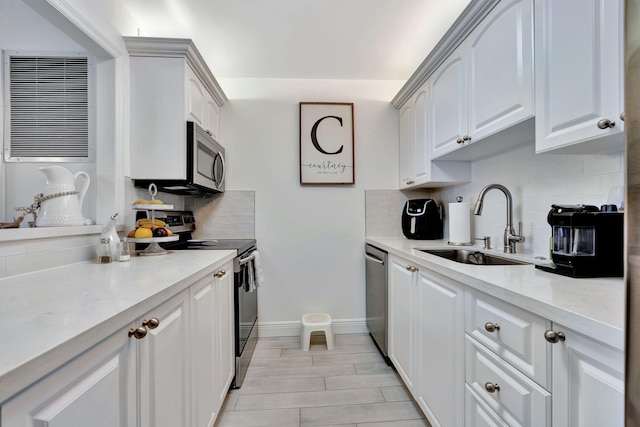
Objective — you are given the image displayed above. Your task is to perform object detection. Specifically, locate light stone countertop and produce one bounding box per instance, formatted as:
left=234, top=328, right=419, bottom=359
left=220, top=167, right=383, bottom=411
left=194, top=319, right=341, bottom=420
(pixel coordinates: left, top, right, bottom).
left=366, top=237, right=625, bottom=351
left=0, top=249, right=236, bottom=403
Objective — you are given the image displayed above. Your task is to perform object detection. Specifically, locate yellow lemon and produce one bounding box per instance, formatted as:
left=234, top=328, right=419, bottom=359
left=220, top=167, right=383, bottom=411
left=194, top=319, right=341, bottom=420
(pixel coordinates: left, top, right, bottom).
left=134, top=228, right=153, bottom=238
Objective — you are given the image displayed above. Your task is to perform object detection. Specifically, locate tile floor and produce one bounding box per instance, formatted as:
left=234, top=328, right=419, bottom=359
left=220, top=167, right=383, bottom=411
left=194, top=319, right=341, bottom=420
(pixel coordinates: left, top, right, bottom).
left=214, top=333, right=431, bottom=427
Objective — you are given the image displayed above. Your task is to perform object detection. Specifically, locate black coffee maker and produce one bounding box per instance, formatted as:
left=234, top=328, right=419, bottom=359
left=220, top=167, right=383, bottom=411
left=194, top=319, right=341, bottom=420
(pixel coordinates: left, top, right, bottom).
left=536, top=204, right=623, bottom=278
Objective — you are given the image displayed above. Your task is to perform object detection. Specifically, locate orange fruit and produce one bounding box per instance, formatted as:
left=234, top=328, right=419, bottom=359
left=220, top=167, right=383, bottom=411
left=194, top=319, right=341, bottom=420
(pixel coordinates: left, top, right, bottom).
left=127, top=229, right=136, bottom=238
left=134, top=228, right=153, bottom=238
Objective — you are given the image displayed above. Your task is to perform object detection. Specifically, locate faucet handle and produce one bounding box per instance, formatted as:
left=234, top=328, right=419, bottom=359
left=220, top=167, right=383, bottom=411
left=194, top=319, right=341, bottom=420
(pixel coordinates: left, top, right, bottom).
left=509, top=222, right=526, bottom=244
left=475, top=236, right=491, bottom=249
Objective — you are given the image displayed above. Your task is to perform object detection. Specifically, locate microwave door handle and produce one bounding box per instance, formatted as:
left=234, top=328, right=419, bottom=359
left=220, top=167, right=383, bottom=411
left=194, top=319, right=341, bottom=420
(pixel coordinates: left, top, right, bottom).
left=213, top=153, right=226, bottom=188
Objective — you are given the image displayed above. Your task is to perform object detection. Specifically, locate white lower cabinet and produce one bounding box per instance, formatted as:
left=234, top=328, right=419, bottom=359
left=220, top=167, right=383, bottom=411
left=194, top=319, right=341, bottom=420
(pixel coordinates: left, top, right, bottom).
left=1, top=263, right=235, bottom=427
left=1, top=326, right=137, bottom=427
left=138, top=290, right=191, bottom=427
left=388, top=255, right=464, bottom=426
left=191, top=262, right=234, bottom=427
left=386, top=253, right=624, bottom=426
left=550, top=323, right=625, bottom=427
left=388, top=256, right=418, bottom=390
left=415, top=269, right=464, bottom=427
left=465, top=336, right=551, bottom=426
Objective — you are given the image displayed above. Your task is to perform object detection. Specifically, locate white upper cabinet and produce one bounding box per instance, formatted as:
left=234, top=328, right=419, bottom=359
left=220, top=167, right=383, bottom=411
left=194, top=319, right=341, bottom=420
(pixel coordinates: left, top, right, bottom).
left=430, top=46, right=468, bottom=159
left=187, top=65, right=206, bottom=128
left=430, top=0, right=534, bottom=161
left=399, top=80, right=470, bottom=189
left=534, top=0, right=624, bottom=153
left=399, top=102, right=415, bottom=188
left=466, top=0, right=534, bottom=141
left=125, top=37, right=228, bottom=181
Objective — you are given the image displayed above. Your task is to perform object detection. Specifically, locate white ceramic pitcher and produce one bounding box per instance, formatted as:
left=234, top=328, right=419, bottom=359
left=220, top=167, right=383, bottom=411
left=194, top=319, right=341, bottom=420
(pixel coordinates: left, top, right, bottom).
left=36, top=166, right=90, bottom=227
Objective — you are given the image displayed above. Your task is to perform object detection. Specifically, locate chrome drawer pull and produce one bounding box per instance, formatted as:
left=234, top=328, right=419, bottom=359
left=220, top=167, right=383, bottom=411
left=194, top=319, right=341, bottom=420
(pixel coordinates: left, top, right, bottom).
left=484, top=322, right=500, bottom=333
left=544, top=329, right=566, bottom=343
left=484, top=382, right=500, bottom=393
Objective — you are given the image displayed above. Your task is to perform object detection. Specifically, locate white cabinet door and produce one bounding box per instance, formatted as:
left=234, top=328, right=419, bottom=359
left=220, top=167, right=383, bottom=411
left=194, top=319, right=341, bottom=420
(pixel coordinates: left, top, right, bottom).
left=1, top=327, right=136, bottom=427
left=467, top=0, right=533, bottom=141
left=191, top=273, right=218, bottom=427
left=190, top=262, right=233, bottom=427
left=535, top=0, right=624, bottom=153
left=430, top=0, right=534, bottom=160
left=139, top=290, right=191, bottom=427
left=205, top=95, right=220, bottom=140
left=430, top=47, right=467, bottom=159
left=187, top=65, right=206, bottom=127
left=387, top=256, right=418, bottom=390
left=416, top=269, right=464, bottom=427
left=412, top=84, right=430, bottom=185
left=215, top=263, right=235, bottom=405
left=551, top=324, right=624, bottom=427
left=398, top=102, right=414, bottom=188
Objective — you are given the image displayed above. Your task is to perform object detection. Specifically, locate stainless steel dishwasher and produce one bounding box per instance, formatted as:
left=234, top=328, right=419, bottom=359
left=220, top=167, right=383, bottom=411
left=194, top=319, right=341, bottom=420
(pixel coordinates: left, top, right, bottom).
left=365, top=244, right=389, bottom=362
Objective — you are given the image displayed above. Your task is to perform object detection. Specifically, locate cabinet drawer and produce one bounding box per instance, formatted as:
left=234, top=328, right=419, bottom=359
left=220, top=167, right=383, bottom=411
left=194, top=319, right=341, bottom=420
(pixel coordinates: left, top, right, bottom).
left=465, top=290, right=551, bottom=388
left=465, top=385, right=509, bottom=427
left=466, top=336, right=551, bottom=427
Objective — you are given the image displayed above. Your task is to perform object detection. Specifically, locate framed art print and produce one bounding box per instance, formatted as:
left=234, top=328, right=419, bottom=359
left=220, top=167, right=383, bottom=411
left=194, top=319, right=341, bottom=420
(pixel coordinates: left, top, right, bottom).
left=299, top=102, right=354, bottom=185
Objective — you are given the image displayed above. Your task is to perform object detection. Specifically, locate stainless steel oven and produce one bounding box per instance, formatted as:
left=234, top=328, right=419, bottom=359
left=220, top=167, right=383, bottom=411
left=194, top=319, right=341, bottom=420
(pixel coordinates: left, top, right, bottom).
left=232, top=245, right=259, bottom=388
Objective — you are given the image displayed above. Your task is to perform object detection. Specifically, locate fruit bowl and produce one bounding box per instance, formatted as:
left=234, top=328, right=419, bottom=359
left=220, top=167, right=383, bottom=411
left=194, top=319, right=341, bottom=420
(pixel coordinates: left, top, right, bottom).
left=128, top=235, right=179, bottom=244
left=129, top=235, right=179, bottom=256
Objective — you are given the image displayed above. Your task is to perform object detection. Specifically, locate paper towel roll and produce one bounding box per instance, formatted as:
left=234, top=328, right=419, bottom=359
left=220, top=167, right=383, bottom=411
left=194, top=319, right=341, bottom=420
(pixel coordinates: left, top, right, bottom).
left=448, top=202, right=471, bottom=245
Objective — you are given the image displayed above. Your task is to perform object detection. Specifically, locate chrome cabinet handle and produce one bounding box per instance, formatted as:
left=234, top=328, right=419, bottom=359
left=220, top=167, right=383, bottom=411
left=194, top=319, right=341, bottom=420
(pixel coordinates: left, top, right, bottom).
left=214, top=269, right=226, bottom=278
left=406, top=180, right=415, bottom=185
left=405, top=265, right=419, bottom=272
left=128, top=326, right=147, bottom=339
left=142, top=318, right=160, bottom=329
left=621, top=112, right=626, bottom=121
left=484, top=322, right=500, bottom=333
left=456, top=137, right=464, bottom=144
left=597, top=118, right=616, bottom=129
left=484, top=382, right=500, bottom=393
left=463, top=135, right=472, bottom=141
left=544, top=330, right=566, bottom=343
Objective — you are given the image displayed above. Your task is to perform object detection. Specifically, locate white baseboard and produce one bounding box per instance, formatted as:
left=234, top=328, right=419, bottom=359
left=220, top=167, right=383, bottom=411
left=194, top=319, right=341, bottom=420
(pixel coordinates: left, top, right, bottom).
left=257, top=318, right=368, bottom=338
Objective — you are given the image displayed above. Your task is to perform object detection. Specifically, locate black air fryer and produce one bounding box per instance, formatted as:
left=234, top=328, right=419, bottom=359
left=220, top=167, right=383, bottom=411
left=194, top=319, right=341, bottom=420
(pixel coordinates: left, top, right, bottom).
left=402, top=199, right=443, bottom=240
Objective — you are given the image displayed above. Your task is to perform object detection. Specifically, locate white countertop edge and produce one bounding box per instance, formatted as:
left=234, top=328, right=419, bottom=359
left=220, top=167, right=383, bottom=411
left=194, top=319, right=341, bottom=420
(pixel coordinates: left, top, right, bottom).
left=0, top=250, right=236, bottom=403
left=366, top=237, right=625, bottom=351
left=0, top=224, right=127, bottom=242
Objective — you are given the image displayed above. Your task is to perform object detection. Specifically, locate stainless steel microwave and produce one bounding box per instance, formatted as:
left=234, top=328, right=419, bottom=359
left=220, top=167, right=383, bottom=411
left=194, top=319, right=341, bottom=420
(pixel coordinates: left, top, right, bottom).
left=134, top=121, right=225, bottom=196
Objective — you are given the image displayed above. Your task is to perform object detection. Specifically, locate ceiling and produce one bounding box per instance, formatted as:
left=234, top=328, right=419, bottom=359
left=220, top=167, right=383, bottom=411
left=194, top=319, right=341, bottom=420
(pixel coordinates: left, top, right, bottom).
left=120, top=0, right=472, bottom=80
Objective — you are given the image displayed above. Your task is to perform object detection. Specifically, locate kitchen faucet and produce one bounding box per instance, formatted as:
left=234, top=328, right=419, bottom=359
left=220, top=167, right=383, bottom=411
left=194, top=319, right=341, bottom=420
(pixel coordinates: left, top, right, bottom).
left=473, top=184, right=525, bottom=253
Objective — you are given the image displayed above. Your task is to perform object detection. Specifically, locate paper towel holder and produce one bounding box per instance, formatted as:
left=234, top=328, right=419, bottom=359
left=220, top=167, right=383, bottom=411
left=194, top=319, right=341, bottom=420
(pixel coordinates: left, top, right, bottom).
left=448, top=196, right=473, bottom=246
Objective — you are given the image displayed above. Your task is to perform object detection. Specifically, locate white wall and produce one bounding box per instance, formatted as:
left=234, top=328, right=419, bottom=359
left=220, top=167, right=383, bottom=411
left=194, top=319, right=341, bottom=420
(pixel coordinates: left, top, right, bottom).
left=218, top=78, right=402, bottom=333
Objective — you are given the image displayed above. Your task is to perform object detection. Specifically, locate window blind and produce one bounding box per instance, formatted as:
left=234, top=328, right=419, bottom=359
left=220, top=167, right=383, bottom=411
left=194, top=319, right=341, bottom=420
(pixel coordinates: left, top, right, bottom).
left=7, top=55, right=89, bottom=160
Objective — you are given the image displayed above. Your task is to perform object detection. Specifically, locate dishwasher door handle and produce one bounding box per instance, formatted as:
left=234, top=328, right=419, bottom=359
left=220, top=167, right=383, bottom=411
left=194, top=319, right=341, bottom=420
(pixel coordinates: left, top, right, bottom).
left=365, top=253, right=385, bottom=265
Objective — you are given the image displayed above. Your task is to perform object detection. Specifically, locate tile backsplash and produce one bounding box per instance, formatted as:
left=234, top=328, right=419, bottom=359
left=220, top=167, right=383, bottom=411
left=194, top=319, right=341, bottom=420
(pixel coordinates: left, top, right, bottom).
left=365, top=143, right=624, bottom=259
left=188, top=191, right=255, bottom=239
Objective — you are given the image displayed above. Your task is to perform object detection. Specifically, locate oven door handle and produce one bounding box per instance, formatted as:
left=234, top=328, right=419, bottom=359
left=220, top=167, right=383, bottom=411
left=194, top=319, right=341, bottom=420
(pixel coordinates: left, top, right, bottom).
left=238, top=252, right=256, bottom=266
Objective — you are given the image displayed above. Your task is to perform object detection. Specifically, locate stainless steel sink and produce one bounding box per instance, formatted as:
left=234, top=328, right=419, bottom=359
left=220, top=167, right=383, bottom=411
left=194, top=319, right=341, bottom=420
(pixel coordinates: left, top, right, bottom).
left=419, top=249, right=530, bottom=266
